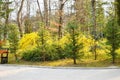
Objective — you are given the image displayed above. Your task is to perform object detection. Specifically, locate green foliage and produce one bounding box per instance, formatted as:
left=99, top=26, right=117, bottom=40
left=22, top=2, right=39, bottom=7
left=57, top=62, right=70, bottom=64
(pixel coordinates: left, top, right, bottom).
left=115, top=0, right=120, bottom=25
left=104, top=18, right=120, bottom=63
left=37, top=23, right=49, bottom=61
left=19, top=27, right=110, bottom=63
left=57, top=35, right=70, bottom=59
left=105, top=19, right=120, bottom=49
left=22, top=44, right=60, bottom=61
left=22, top=48, right=43, bottom=61
left=0, top=1, right=13, bottom=19
left=8, top=24, right=19, bottom=53
left=8, top=24, right=19, bottom=61
left=64, top=38, right=83, bottom=59
left=0, top=23, right=3, bottom=40
left=65, top=21, right=83, bottom=64
left=21, top=24, right=60, bottom=61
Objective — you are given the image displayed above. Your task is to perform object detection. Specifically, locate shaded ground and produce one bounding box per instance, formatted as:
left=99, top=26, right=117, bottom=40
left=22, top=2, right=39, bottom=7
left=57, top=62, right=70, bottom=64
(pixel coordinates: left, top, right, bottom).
left=0, top=65, right=120, bottom=80
left=8, top=58, right=120, bottom=67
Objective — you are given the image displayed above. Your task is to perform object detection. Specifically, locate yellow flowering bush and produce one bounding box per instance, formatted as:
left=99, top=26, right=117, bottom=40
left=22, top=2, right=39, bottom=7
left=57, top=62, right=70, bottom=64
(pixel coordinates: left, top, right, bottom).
left=19, top=32, right=39, bottom=51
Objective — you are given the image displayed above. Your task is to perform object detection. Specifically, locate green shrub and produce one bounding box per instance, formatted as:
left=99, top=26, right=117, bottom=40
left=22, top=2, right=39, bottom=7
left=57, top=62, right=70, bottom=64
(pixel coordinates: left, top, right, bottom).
left=22, top=48, right=42, bottom=61
left=22, top=44, right=61, bottom=61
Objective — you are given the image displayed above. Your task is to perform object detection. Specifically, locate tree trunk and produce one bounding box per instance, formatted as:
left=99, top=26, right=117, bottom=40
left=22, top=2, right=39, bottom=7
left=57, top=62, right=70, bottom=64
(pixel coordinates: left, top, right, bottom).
left=91, top=0, right=96, bottom=33
left=72, top=28, right=77, bottom=64
left=58, top=0, right=64, bottom=39
left=91, top=0, right=97, bottom=60
left=14, top=53, right=18, bottom=62
left=111, top=42, right=115, bottom=64
left=41, top=30, right=46, bottom=61
left=73, top=56, right=77, bottom=64
left=48, top=0, right=51, bottom=26
left=94, top=43, right=97, bottom=60
left=43, top=0, right=49, bottom=27
left=17, top=0, right=25, bottom=37
left=58, top=0, right=67, bottom=40
left=112, top=50, right=115, bottom=64
left=112, top=26, right=116, bottom=64
left=37, top=0, right=43, bottom=22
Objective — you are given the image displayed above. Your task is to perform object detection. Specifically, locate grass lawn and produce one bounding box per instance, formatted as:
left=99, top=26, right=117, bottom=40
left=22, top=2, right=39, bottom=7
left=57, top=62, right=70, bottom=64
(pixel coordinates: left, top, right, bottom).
left=4, top=53, right=120, bottom=67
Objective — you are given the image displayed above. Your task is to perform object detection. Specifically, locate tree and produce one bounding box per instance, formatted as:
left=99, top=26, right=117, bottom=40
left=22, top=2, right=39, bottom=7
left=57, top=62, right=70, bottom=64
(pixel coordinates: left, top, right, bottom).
left=17, top=0, right=25, bottom=37
left=58, top=0, right=68, bottom=39
left=37, top=22, right=47, bottom=61
left=96, top=0, right=105, bottom=35
left=0, top=0, right=13, bottom=40
left=4, top=0, right=12, bottom=40
left=48, top=0, right=51, bottom=26
left=8, top=24, right=19, bottom=61
left=91, top=0, right=97, bottom=60
left=43, top=0, right=49, bottom=27
left=105, top=18, right=120, bottom=64
left=103, top=0, right=120, bottom=64
left=65, top=21, right=83, bottom=64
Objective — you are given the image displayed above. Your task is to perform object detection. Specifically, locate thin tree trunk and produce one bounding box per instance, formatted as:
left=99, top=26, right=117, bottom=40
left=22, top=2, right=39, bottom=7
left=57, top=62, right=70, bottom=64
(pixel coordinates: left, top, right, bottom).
left=14, top=53, right=18, bottom=62
left=41, top=30, right=46, bottom=61
left=58, top=0, right=68, bottom=40
left=94, top=42, right=97, bottom=60
left=112, top=49, right=115, bottom=64
left=91, top=0, right=96, bottom=32
left=91, top=0, right=97, bottom=60
left=43, top=0, right=49, bottom=27
left=48, top=0, right=51, bottom=26
left=37, top=0, right=43, bottom=22
left=112, top=32, right=115, bottom=64
left=112, top=23, right=115, bottom=64
left=72, top=28, right=77, bottom=64
left=58, top=0, right=63, bottom=39
left=17, top=0, right=25, bottom=37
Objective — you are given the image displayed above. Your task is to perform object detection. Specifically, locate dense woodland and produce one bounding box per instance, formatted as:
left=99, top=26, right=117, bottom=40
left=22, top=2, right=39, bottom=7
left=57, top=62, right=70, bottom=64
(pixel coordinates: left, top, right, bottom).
left=0, top=0, right=120, bottom=65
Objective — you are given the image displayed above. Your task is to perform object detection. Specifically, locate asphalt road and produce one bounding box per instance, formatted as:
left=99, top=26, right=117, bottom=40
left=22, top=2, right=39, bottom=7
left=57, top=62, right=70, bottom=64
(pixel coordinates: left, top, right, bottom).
left=0, top=65, right=120, bottom=80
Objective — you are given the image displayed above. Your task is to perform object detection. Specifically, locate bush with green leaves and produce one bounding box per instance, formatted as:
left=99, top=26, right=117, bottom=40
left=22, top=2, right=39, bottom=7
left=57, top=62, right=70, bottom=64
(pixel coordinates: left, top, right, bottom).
left=22, top=44, right=60, bottom=61
left=22, top=48, right=43, bottom=61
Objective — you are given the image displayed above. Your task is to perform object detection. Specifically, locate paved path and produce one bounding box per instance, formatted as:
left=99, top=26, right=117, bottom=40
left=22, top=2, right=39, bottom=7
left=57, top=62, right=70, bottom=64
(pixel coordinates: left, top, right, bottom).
left=0, top=65, right=120, bottom=80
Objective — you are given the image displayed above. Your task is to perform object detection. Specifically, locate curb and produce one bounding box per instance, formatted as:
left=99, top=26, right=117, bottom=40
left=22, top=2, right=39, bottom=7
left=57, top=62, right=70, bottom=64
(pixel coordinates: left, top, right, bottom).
left=0, top=64, right=120, bottom=70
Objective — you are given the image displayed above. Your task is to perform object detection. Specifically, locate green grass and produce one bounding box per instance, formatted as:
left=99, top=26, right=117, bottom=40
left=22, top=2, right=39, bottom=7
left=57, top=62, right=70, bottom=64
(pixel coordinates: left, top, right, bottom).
left=5, top=53, right=120, bottom=67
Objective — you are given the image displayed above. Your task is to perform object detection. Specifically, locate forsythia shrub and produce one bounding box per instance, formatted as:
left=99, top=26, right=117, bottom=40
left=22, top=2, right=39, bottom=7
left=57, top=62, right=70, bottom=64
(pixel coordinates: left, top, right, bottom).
left=20, top=30, right=110, bottom=61
left=19, top=32, right=39, bottom=51
left=78, top=34, right=109, bottom=59
left=20, top=31, right=61, bottom=61
left=78, top=35, right=93, bottom=57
